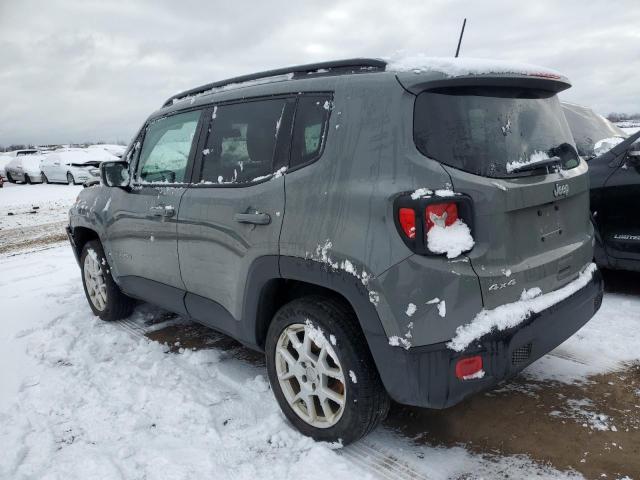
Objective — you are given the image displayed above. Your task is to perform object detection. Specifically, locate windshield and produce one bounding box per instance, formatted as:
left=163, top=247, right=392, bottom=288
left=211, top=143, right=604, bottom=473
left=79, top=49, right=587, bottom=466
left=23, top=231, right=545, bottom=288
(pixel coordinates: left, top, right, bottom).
left=561, top=103, right=627, bottom=159
left=414, top=87, right=579, bottom=178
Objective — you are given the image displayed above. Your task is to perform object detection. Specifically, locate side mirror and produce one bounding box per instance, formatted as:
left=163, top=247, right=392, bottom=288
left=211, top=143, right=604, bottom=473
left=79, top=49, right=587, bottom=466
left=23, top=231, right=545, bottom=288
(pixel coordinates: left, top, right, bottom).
left=100, top=161, right=130, bottom=187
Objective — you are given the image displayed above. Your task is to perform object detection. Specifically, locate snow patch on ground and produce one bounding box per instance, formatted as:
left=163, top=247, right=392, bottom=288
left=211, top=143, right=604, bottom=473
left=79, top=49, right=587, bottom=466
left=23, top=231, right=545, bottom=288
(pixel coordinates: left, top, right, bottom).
left=0, top=183, right=82, bottom=230
left=448, top=264, right=598, bottom=352
left=549, top=398, right=616, bottom=431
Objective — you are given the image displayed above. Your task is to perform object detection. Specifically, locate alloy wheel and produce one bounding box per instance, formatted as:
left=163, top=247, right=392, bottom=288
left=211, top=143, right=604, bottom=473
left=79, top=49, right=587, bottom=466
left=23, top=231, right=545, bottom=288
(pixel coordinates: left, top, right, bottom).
left=83, top=250, right=108, bottom=311
left=275, top=322, right=346, bottom=428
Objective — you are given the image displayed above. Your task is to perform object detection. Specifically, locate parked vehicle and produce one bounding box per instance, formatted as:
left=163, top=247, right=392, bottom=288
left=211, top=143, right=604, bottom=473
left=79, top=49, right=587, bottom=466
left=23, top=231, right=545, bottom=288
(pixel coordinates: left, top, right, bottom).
left=87, top=144, right=126, bottom=158
left=40, top=149, right=115, bottom=185
left=562, top=103, right=640, bottom=272
left=68, top=58, right=603, bottom=444
left=0, top=154, right=12, bottom=181
left=562, top=102, right=628, bottom=159
left=5, top=152, right=45, bottom=183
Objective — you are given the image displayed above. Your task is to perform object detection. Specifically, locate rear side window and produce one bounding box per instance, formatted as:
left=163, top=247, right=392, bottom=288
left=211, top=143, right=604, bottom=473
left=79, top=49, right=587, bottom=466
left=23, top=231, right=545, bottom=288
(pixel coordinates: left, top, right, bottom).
left=199, top=99, right=287, bottom=184
left=290, top=95, right=332, bottom=169
left=136, top=110, right=201, bottom=183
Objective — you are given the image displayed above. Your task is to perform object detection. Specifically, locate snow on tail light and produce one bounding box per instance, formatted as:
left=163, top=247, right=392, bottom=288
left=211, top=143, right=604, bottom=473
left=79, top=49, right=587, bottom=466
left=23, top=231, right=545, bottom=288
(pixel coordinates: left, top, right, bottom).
left=455, top=355, right=484, bottom=380
left=398, top=208, right=416, bottom=239
left=425, top=202, right=474, bottom=258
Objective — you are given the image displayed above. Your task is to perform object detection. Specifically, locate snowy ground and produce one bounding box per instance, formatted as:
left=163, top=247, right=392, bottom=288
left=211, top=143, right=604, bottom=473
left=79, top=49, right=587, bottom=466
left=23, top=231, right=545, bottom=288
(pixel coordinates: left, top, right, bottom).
left=1, top=186, right=639, bottom=479
left=0, top=183, right=81, bottom=255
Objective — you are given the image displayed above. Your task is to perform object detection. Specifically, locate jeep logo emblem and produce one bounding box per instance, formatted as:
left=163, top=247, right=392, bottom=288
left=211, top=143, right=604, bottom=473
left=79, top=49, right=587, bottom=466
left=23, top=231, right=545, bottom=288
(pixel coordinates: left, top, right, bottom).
left=553, top=183, right=570, bottom=197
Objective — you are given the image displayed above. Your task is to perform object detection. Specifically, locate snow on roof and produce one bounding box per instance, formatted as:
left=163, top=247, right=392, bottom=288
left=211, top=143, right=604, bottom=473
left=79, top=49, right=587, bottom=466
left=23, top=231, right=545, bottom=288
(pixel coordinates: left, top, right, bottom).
left=48, top=149, right=118, bottom=164
left=386, top=55, right=565, bottom=80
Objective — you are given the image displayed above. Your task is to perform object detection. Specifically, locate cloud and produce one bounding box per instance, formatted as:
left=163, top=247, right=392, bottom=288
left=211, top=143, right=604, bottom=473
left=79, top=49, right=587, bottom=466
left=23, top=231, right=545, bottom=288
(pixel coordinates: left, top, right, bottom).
left=0, top=0, right=638, bottom=145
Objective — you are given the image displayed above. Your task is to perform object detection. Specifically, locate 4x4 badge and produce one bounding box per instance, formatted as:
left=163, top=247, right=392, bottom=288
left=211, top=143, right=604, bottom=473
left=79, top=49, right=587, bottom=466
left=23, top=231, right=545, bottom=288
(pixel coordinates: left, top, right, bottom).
left=553, top=183, right=570, bottom=197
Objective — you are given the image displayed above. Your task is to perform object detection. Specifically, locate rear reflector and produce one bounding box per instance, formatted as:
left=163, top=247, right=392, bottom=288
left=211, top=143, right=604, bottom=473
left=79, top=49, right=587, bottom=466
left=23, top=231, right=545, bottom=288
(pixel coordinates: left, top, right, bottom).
left=398, top=207, right=416, bottom=239
left=425, top=203, right=458, bottom=231
left=455, top=355, right=483, bottom=380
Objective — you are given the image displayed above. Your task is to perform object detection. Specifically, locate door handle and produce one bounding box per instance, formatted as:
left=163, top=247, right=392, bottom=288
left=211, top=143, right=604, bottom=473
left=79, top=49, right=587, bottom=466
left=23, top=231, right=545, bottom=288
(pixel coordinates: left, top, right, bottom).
left=150, top=205, right=175, bottom=217
left=233, top=212, right=271, bottom=225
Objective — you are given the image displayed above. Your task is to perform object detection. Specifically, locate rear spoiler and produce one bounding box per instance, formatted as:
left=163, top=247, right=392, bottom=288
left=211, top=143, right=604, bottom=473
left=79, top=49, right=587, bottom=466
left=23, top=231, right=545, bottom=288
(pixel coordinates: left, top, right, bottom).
left=395, top=72, right=571, bottom=95
left=592, top=130, right=640, bottom=167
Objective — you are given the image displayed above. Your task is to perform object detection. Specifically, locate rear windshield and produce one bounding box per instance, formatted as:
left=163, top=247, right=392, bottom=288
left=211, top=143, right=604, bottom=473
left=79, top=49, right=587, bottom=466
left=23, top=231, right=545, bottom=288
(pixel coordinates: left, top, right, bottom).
left=414, top=87, right=579, bottom=178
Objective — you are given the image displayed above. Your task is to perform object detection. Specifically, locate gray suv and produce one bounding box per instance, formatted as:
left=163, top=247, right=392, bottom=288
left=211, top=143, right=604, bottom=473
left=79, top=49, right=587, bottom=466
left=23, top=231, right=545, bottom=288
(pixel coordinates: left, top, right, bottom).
left=67, top=58, right=603, bottom=444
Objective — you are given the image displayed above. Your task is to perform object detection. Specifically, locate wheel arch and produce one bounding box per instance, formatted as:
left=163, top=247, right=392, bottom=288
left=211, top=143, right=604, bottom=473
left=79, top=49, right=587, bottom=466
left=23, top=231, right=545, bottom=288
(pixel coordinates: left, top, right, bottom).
left=247, top=256, right=388, bottom=354
left=70, top=226, right=100, bottom=259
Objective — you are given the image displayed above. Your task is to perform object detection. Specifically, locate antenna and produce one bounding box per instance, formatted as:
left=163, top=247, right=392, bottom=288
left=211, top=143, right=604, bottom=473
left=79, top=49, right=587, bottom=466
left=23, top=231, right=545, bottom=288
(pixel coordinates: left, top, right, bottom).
left=455, top=18, right=467, bottom=58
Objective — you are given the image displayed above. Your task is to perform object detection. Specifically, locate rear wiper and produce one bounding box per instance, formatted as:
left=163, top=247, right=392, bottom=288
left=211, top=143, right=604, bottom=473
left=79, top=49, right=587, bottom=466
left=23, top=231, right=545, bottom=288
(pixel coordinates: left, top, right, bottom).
left=509, top=156, right=561, bottom=174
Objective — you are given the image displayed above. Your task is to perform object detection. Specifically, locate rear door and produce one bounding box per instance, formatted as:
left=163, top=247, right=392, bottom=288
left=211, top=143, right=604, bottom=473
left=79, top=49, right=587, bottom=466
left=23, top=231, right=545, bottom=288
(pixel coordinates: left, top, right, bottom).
left=104, top=109, right=204, bottom=314
left=599, top=148, right=640, bottom=262
left=177, top=97, right=294, bottom=334
left=413, top=86, right=592, bottom=308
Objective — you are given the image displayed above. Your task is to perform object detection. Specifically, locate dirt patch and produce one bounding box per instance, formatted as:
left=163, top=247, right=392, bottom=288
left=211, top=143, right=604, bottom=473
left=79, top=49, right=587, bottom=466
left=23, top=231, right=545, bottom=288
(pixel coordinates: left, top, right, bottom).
left=0, top=221, right=68, bottom=255
left=385, top=364, right=640, bottom=480
left=146, top=322, right=265, bottom=365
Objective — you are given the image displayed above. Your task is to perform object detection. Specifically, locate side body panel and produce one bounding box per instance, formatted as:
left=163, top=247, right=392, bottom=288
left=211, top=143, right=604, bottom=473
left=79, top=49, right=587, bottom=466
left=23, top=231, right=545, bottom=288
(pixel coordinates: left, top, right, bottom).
left=279, top=73, right=484, bottom=346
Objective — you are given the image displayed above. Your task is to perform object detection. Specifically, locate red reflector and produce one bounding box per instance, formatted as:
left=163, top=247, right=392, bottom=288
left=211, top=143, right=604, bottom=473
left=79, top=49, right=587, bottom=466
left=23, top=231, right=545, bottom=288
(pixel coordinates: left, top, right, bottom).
left=455, top=356, right=483, bottom=380
left=398, top=208, right=416, bottom=239
left=425, top=203, right=458, bottom=231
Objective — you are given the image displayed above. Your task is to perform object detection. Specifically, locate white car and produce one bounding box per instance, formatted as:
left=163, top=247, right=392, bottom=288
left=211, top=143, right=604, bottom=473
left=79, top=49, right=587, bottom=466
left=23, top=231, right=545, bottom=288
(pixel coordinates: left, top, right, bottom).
left=87, top=144, right=126, bottom=158
left=40, top=149, right=118, bottom=185
left=0, top=154, right=13, bottom=180
left=5, top=152, right=45, bottom=184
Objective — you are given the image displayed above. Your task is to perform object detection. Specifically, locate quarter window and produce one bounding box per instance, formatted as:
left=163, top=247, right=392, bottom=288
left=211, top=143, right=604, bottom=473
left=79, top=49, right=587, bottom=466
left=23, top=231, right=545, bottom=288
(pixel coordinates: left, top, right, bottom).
left=136, top=110, right=201, bottom=183
left=290, top=95, right=332, bottom=168
left=199, top=99, right=287, bottom=184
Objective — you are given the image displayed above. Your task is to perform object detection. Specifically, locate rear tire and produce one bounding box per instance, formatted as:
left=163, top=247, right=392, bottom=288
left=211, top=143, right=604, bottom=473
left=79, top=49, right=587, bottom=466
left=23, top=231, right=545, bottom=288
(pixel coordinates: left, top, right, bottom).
left=67, top=173, right=75, bottom=185
left=265, top=295, right=390, bottom=444
left=80, top=240, right=135, bottom=321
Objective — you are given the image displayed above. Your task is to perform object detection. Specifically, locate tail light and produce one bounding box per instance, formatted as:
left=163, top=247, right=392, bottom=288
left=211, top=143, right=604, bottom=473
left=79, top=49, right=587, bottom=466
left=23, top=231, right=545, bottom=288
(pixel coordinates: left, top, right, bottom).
left=455, top=355, right=484, bottom=380
left=394, top=193, right=474, bottom=256
left=398, top=208, right=416, bottom=239
left=425, top=203, right=458, bottom=231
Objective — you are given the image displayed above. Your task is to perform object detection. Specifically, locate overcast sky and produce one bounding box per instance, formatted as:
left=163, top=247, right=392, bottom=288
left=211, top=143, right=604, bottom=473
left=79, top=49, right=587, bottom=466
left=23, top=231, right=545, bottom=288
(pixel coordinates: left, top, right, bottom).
left=1, top=0, right=638, bottom=145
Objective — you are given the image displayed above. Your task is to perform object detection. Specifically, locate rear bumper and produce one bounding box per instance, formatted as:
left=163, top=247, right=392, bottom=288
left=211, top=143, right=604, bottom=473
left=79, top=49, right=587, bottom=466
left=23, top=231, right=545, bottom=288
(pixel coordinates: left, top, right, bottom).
left=374, top=268, right=603, bottom=408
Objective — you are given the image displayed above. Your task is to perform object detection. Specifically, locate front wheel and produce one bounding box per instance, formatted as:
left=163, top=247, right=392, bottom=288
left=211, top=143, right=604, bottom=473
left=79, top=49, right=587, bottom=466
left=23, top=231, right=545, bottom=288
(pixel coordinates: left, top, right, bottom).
left=24, top=174, right=32, bottom=184
left=67, top=173, right=75, bottom=185
left=6, top=172, right=14, bottom=183
left=80, top=240, right=135, bottom=321
left=265, top=296, right=390, bottom=444
left=42, top=172, right=48, bottom=184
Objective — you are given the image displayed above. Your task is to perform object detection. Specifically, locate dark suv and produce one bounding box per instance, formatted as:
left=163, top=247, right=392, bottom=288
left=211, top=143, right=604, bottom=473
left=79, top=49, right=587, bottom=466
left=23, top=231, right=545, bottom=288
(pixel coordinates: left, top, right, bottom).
left=67, top=58, right=603, bottom=444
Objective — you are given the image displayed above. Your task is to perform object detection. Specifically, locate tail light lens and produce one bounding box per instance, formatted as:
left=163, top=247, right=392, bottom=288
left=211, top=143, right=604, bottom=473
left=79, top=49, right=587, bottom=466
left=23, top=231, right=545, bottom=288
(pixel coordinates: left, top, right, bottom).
left=394, top=193, right=474, bottom=256
left=425, top=203, right=458, bottom=231
left=398, top=208, right=416, bottom=239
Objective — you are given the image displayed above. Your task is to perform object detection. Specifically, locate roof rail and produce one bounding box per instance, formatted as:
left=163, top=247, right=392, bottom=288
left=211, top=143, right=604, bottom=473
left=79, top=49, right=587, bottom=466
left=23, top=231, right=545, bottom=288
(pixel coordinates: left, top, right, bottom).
left=162, top=58, right=387, bottom=107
